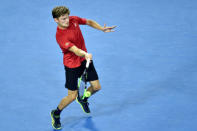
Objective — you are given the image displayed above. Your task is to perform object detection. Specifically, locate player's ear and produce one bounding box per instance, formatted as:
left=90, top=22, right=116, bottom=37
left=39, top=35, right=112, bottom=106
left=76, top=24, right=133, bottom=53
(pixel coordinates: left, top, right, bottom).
left=54, top=18, right=59, bottom=23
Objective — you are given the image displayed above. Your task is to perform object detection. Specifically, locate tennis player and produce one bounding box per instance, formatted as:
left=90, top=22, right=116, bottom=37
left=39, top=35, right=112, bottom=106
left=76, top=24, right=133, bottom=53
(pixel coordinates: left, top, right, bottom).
left=50, top=6, right=116, bottom=129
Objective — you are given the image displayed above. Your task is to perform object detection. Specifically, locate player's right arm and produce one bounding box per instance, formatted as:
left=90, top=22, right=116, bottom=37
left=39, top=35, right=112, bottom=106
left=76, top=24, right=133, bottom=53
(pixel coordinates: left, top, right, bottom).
left=68, top=45, right=92, bottom=60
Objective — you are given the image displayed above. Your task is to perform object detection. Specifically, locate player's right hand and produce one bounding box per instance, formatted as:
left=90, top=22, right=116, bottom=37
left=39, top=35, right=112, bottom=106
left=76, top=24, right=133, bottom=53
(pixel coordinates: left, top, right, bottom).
left=85, top=53, right=92, bottom=61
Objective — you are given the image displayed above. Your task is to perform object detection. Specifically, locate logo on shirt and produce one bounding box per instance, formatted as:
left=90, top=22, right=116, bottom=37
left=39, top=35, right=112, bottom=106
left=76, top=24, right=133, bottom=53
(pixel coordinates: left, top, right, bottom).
left=65, top=42, right=69, bottom=46
left=74, top=23, right=77, bottom=27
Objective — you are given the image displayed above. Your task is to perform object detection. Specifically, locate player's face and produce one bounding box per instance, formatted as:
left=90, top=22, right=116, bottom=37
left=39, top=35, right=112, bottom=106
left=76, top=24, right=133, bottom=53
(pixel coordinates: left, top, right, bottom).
left=55, top=14, right=69, bottom=29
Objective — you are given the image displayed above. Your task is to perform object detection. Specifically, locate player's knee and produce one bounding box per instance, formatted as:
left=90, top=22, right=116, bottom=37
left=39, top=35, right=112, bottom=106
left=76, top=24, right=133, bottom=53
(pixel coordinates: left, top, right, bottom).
left=72, top=93, right=78, bottom=101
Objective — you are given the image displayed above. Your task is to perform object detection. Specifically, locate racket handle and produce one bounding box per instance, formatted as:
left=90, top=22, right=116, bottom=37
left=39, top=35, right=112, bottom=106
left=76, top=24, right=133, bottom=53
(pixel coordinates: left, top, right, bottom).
left=86, top=58, right=91, bottom=68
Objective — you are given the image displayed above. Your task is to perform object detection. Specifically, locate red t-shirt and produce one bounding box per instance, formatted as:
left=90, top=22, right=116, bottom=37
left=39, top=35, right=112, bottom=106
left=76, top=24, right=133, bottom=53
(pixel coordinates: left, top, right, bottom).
left=56, top=16, right=87, bottom=68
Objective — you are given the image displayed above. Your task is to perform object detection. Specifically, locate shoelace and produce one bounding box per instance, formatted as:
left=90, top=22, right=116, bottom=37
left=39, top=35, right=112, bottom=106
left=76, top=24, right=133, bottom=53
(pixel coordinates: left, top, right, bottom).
left=54, top=114, right=60, bottom=122
left=84, top=101, right=89, bottom=106
left=78, top=97, right=89, bottom=106
left=55, top=117, right=61, bottom=125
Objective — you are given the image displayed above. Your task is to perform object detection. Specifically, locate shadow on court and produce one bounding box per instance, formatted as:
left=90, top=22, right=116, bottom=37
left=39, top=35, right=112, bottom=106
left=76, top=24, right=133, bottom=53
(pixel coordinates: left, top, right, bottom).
left=60, top=116, right=99, bottom=131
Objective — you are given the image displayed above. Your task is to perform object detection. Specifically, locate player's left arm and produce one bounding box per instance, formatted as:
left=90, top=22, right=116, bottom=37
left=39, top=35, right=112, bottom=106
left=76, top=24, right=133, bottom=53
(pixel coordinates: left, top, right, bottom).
left=86, top=19, right=116, bottom=32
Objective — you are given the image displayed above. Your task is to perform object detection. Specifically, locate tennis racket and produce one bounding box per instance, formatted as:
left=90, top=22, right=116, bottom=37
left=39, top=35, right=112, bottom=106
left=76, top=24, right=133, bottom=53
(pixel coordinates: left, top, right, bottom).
left=77, top=59, right=91, bottom=100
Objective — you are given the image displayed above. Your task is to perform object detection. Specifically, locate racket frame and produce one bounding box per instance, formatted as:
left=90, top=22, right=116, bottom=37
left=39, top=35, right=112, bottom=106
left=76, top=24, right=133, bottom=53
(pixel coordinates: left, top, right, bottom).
left=77, top=59, right=90, bottom=99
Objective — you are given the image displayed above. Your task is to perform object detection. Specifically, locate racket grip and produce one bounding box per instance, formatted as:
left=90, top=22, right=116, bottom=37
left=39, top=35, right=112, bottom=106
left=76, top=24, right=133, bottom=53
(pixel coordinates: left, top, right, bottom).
left=86, top=58, right=91, bottom=68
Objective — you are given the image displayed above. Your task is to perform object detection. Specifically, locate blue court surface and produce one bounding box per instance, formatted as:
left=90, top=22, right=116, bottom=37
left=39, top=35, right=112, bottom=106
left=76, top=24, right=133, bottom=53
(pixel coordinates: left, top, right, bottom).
left=0, top=0, right=197, bottom=131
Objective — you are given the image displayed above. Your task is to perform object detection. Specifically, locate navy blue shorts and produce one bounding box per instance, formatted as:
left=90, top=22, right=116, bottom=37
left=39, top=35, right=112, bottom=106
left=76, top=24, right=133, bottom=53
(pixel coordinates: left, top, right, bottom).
left=64, top=60, right=99, bottom=91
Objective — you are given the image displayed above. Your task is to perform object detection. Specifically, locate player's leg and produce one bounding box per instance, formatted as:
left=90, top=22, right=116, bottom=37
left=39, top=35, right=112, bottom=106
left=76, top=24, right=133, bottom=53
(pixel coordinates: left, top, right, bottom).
left=76, top=63, right=100, bottom=114
left=51, top=90, right=77, bottom=129
left=85, top=60, right=100, bottom=96
left=76, top=60, right=101, bottom=113
left=58, top=90, right=78, bottom=110
left=76, top=80, right=101, bottom=114
left=87, top=80, right=101, bottom=96
left=74, top=60, right=91, bottom=113
left=51, top=66, right=79, bottom=130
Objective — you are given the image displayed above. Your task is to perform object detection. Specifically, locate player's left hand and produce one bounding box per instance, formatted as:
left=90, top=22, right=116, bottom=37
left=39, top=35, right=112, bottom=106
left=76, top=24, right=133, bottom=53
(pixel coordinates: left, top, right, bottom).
left=102, top=24, right=116, bottom=32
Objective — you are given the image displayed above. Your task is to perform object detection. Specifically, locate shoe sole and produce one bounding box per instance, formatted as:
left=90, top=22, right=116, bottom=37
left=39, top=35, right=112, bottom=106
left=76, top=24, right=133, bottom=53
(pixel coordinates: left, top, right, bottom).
left=50, top=112, right=62, bottom=130
left=76, top=98, right=90, bottom=114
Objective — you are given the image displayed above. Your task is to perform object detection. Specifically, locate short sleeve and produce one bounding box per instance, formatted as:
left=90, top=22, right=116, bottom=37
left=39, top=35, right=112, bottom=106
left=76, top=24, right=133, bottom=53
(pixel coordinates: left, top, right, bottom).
left=72, top=16, right=87, bottom=25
